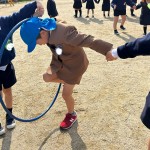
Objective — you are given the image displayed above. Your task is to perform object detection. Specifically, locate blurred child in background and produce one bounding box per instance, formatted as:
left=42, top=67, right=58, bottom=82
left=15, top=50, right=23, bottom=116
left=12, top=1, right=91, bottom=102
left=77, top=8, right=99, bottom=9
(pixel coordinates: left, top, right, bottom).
left=111, top=0, right=136, bottom=35
left=73, top=0, right=82, bottom=18
left=102, top=0, right=110, bottom=17
left=130, top=0, right=137, bottom=16
left=83, top=0, right=99, bottom=18
left=136, top=0, right=150, bottom=35
left=47, top=0, right=58, bottom=18
left=98, top=0, right=110, bottom=17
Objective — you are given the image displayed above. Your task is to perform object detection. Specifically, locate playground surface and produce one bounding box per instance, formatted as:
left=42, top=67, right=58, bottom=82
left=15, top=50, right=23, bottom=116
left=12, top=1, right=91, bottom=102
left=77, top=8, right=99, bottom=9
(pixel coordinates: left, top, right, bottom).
left=0, top=0, right=150, bottom=149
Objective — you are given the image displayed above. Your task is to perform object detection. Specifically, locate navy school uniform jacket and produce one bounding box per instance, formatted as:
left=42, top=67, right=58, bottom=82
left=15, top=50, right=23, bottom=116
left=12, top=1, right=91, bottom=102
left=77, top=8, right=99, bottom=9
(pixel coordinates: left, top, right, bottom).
left=117, top=33, right=150, bottom=58
left=116, top=34, right=150, bottom=129
left=111, top=0, right=135, bottom=11
left=0, top=1, right=37, bottom=66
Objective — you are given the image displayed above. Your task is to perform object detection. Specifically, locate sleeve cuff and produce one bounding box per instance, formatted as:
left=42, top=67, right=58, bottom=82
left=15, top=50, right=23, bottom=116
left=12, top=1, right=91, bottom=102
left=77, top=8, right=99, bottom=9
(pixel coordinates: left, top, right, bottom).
left=111, top=48, right=120, bottom=58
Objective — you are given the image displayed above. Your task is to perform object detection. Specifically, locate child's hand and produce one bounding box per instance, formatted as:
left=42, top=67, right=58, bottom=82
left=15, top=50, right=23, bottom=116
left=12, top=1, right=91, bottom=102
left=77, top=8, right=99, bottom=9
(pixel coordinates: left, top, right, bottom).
left=106, top=50, right=117, bottom=61
left=33, top=1, right=44, bottom=17
left=132, top=5, right=136, bottom=10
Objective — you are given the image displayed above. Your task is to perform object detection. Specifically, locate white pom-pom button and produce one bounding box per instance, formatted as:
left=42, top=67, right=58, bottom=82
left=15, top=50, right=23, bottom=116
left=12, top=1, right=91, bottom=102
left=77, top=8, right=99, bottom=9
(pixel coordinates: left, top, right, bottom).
left=55, top=47, right=62, bottom=55
left=6, top=43, right=14, bottom=51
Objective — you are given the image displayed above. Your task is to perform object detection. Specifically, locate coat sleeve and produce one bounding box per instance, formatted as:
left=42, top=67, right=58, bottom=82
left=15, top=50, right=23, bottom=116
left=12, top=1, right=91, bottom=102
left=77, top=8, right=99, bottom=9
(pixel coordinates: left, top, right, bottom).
left=117, top=33, right=150, bottom=59
left=126, top=0, right=135, bottom=7
left=64, top=25, right=113, bottom=55
left=111, top=0, right=117, bottom=8
left=136, top=2, right=142, bottom=10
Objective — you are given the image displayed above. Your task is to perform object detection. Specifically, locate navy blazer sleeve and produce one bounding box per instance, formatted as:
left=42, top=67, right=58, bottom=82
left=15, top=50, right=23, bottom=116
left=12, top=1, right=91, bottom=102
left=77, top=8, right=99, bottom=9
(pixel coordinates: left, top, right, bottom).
left=111, top=0, right=117, bottom=8
left=117, top=33, right=150, bottom=59
left=136, top=2, right=142, bottom=9
left=3, top=1, right=36, bottom=30
left=0, top=1, right=37, bottom=66
left=126, top=0, right=135, bottom=7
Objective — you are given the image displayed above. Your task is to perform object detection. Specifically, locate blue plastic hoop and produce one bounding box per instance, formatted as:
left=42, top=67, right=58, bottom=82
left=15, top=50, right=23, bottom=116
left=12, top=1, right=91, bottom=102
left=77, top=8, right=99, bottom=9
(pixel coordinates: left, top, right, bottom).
left=0, top=18, right=61, bottom=122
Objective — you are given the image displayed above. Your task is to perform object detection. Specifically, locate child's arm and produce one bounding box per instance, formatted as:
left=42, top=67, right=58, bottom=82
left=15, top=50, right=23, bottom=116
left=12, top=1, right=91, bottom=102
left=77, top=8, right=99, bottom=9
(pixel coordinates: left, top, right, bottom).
left=64, top=26, right=113, bottom=55
left=106, top=33, right=150, bottom=61
left=3, top=1, right=43, bottom=30
left=126, top=0, right=136, bottom=8
left=111, top=0, right=117, bottom=9
left=135, top=2, right=142, bottom=10
left=33, top=1, right=44, bottom=17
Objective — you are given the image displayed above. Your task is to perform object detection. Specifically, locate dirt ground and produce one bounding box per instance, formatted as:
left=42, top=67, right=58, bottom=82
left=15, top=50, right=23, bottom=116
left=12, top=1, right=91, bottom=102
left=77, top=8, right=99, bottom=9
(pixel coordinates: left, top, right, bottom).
left=0, top=0, right=150, bottom=149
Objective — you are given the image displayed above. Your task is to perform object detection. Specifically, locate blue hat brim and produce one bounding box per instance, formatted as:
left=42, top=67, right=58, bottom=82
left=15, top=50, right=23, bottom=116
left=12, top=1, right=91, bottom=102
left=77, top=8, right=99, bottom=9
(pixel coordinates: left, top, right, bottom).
left=27, top=40, right=36, bottom=53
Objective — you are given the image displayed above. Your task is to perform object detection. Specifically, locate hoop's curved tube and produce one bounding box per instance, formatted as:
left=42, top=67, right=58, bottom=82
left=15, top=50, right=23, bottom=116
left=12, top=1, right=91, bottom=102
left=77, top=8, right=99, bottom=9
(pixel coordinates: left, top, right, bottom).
left=0, top=83, right=61, bottom=122
left=0, top=18, right=62, bottom=122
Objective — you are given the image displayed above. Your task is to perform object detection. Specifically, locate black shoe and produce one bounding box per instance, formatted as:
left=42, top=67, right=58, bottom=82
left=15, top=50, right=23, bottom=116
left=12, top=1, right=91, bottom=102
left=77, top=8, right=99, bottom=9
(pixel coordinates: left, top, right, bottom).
left=6, top=114, right=16, bottom=129
left=114, top=30, right=119, bottom=35
left=85, top=16, right=89, bottom=18
left=120, top=25, right=126, bottom=30
left=0, top=123, right=5, bottom=135
left=74, top=15, right=77, bottom=18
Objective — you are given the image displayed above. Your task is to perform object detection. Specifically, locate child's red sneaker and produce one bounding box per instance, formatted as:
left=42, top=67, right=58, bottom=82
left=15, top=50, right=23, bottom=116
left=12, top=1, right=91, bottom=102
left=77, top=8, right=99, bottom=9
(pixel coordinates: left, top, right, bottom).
left=60, top=112, right=77, bottom=129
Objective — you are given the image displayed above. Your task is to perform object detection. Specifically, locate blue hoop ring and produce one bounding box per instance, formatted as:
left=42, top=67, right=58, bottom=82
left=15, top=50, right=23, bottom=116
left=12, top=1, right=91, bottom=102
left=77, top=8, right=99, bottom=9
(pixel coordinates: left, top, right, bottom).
left=0, top=18, right=61, bottom=122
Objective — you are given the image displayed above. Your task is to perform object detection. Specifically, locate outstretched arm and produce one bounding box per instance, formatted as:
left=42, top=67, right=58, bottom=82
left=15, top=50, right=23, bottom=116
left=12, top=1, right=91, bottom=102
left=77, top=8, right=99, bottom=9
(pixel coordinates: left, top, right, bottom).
left=3, top=1, right=44, bottom=30
left=126, top=0, right=136, bottom=8
left=64, top=26, right=113, bottom=55
left=135, top=2, right=142, bottom=10
left=106, top=33, right=150, bottom=61
left=111, top=0, right=117, bottom=9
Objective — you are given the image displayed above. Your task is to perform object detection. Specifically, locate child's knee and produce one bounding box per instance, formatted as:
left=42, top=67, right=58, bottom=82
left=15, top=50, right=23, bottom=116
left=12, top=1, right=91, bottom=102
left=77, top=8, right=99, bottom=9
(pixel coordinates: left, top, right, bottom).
left=2, top=87, right=11, bottom=95
left=62, top=92, right=71, bottom=100
left=43, top=73, right=50, bottom=82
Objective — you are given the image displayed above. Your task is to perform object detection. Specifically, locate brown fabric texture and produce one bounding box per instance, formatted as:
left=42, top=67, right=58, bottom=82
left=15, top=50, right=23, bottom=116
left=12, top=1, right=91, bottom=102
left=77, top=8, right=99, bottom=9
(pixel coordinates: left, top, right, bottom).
left=48, top=23, right=113, bottom=84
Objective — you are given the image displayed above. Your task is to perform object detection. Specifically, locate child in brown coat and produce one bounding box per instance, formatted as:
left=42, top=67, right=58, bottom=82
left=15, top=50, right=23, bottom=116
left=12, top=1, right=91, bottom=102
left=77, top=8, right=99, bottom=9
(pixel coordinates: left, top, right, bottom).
left=20, top=17, right=113, bottom=130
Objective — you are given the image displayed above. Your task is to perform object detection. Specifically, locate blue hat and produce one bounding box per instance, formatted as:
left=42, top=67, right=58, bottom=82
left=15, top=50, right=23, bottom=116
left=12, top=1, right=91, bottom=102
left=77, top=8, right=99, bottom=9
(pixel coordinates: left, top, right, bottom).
left=20, top=17, right=56, bottom=53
